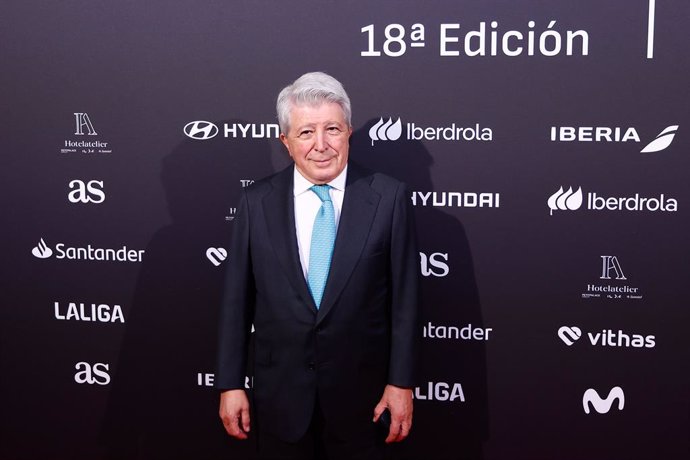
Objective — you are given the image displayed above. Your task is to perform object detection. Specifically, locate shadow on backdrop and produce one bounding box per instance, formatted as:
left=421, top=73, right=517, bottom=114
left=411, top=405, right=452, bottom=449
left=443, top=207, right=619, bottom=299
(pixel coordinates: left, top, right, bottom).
left=352, top=120, right=489, bottom=460
left=101, top=119, right=273, bottom=460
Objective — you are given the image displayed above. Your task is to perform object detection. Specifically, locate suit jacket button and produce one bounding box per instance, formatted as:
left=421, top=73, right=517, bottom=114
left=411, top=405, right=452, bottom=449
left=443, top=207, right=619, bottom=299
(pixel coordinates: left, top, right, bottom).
left=308, top=362, right=316, bottom=371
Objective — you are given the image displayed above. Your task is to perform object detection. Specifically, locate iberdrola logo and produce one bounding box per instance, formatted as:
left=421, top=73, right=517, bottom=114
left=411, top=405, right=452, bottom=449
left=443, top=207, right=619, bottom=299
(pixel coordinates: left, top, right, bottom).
left=547, top=187, right=583, bottom=215
left=369, top=117, right=402, bottom=145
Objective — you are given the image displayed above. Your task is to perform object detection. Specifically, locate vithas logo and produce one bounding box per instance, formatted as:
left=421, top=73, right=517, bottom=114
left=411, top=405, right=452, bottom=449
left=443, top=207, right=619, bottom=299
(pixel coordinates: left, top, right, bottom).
left=582, top=386, right=625, bottom=414
left=369, top=117, right=402, bottom=145
left=548, top=186, right=583, bottom=215
left=206, top=247, right=227, bottom=266
left=558, top=325, right=655, bottom=348
left=557, top=326, right=582, bottom=346
left=32, top=238, right=53, bottom=258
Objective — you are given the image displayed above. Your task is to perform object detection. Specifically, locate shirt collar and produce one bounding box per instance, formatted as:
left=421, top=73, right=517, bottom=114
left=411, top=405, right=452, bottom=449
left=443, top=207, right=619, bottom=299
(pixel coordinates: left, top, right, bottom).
left=293, top=164, right=348, bottom=197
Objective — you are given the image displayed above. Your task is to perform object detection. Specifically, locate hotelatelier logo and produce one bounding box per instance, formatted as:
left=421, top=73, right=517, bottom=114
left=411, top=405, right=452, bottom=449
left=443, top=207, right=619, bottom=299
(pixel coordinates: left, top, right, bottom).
left=183, top=121, right=279, bottom=140
left=549, top=125, right=679, bottom=153
left=582, top=386, right=625, bottom=414
left=31, top=238, right=144, bottom=263
left=548, top=186, right=678, bottom=215
left=74, top=112, right=98, bottom=135
left=369, top=116, right=493, bottom=145
left=582, top=255, right=642, bottom=300
left=61, top=112, right=112, bottom=154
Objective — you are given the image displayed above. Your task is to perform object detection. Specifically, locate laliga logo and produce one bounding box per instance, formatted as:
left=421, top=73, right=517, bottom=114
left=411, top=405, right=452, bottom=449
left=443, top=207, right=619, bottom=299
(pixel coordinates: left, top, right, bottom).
left=582, top=386, right=625, bottom=414
left=184, top=121, right=219, bottom=140
left=206, top=247, right=227, bottom=266
left=640, top=125, right=679, bottom=153
left=547, top=186, right=583, bottom=215
left=558, top=326, right=582, bottom=346
left=32, top=238, right=53, bottom=259
left=369, top=117, right=402, bottom=145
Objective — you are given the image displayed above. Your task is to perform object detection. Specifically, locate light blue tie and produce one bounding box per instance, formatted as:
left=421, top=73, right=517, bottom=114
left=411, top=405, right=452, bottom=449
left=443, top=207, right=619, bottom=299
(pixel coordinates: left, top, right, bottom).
left=307, top=185, right=336, bottom=309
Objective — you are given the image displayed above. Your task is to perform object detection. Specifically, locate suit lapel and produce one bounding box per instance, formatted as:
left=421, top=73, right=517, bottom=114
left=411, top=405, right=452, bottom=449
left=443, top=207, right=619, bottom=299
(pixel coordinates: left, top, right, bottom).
left=262, top=166, right=317, bottom=314
left=317, top=165, right=380, bottom=324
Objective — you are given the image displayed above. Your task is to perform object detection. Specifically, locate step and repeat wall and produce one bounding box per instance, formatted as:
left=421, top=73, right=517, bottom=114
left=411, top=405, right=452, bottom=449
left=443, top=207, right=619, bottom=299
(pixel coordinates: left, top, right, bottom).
left=1, top=1, right=688, bottom=459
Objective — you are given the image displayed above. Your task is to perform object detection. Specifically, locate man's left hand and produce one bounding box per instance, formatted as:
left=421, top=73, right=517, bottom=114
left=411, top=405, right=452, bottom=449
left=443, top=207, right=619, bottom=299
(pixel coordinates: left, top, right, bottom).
left=373, top=384, right=413, bottom=443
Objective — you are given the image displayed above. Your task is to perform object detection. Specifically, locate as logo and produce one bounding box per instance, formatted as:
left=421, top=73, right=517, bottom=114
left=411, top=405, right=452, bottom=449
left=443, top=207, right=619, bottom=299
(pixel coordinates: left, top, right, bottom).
left=419, top=252, right=449, bottom=277
left=206, top=247, right=227, bottom=266
left=74, top=112, right=97, bottom=135
left=68, top=180, right=105, bottom=204
left=32, top=238, right=53, bottom=258
left=600, top=255, right=626, bottom=280
left=184, top=121, right=219, bottom=140
left=369, top=117, right=402, bottom=145
left=582, top=386, right=624, bottom=414
left=74, top=361, right=110, bottom=385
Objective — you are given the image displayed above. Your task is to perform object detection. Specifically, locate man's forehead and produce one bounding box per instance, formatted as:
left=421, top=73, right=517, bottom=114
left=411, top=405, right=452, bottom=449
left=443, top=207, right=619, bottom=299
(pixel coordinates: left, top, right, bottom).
left=289, top=102, right=346, bottom=123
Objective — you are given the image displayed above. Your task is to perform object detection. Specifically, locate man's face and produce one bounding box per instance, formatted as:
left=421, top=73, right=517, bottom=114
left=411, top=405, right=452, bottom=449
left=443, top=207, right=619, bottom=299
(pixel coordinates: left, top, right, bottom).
left=280, top=102, right=351, bottom=184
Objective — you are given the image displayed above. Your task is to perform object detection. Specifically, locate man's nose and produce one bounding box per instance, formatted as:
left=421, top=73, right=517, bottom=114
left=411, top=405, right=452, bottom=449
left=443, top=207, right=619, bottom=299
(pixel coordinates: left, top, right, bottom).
left=313, top=131, right=327, bottom=152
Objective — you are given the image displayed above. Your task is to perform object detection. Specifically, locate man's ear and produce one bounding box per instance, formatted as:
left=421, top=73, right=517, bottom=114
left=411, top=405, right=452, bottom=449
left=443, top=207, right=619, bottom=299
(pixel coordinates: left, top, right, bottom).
left=279, top=133, right=291, bottom=154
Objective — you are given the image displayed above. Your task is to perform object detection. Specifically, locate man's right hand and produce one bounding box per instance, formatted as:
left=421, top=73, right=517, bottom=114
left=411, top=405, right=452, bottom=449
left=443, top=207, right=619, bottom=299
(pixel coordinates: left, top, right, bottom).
left=219, top=389, right=251, bottom=439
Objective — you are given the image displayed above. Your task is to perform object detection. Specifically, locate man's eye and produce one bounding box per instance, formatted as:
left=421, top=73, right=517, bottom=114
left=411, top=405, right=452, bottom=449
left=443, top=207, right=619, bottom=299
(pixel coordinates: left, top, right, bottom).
left=327, top=127, right=341, bottom=133
left=299, top=130, right=313, bottom=137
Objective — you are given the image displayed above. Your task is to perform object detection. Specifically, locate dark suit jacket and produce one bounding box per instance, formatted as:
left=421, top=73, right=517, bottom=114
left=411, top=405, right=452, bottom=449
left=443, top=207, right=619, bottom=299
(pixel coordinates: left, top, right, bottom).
left=216, top=162, right=419, bottom=442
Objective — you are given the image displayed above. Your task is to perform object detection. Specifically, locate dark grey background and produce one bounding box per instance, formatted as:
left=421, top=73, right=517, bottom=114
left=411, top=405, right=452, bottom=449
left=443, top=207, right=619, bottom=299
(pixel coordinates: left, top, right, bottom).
left=1, top=1, right=688, bottom=459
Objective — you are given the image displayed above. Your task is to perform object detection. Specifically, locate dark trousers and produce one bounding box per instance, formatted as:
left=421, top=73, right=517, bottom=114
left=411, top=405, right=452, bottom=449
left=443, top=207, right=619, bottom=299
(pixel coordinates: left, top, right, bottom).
left=257, top=398, right=388, bottom=460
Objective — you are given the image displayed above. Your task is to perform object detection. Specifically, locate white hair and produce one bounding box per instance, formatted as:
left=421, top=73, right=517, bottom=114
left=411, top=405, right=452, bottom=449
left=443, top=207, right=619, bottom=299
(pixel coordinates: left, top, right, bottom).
left=276, top=71, right=351, bottom=134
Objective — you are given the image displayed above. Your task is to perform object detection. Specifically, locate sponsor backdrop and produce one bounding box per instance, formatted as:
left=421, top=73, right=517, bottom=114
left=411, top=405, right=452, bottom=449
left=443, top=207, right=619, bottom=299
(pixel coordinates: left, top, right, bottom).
left=1, top=1, right=688, bottom=459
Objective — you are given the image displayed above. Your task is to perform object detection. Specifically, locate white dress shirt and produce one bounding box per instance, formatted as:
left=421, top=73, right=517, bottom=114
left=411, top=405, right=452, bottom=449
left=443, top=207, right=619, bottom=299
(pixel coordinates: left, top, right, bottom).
left=293, top=165, right=347, bottom=279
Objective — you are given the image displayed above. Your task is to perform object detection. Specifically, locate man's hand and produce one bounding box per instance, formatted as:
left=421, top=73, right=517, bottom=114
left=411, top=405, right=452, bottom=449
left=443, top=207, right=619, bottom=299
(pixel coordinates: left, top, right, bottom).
left=372, top=384, right=413, bottom=443
left=219, top=389, right=251, bottom=439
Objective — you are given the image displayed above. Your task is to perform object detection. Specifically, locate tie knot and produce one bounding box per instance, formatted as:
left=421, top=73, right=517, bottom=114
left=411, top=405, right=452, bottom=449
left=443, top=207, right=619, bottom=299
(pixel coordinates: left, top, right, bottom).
left=311, top=184, right=332, bottom=202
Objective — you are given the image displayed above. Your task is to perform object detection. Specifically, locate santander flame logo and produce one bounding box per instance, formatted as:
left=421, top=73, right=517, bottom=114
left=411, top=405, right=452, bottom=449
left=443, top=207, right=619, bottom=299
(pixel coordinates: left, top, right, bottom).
left=32, top=238, right=53, bottom=259
left=369, top=117, right=402, bottom=146
left=640, top=125, right=679, bottom=153
left=547, top=186, right=583, bottom=215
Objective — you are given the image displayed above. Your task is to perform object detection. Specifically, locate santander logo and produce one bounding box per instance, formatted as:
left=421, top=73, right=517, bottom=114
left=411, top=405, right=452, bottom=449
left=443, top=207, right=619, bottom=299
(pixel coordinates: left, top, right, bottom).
left=32, top=238, right=53, bottom=259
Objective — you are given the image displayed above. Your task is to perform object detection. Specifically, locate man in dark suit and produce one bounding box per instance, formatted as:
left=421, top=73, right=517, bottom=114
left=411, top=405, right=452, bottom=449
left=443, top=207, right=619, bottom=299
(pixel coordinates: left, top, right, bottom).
left=216, top=72, right=419, bottom=459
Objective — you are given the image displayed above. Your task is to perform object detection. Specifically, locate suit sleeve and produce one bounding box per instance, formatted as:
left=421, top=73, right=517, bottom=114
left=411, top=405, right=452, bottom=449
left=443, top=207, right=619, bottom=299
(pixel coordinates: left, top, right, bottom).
left=215, top=188, right=255, bottom=390
left=387, top=182, right=420, bottom=388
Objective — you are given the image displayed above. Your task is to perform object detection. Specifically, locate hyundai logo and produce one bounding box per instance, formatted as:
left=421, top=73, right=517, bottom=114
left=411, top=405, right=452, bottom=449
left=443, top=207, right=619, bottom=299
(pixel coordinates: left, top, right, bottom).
left=184, top=121, right=219, bottom=140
